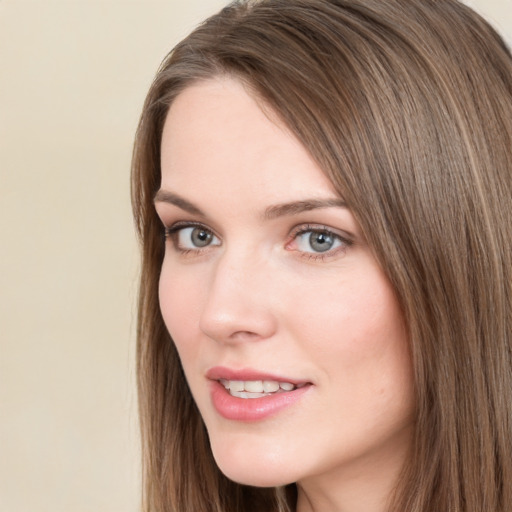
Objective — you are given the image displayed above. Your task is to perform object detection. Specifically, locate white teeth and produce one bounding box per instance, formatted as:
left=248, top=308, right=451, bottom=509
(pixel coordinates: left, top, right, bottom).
left=219, top=379, right=297, bottom=397
left=229, top=380, right=244, bottom=392
left=230, top=391, right=267, bottom=399
left=263, top=380, right=280, bottom=392
left=244, top=380, right=264, bottom=392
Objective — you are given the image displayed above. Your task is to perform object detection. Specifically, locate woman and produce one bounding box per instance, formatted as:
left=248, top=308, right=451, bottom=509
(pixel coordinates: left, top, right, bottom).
left=131, top=1, right=512, bottom=511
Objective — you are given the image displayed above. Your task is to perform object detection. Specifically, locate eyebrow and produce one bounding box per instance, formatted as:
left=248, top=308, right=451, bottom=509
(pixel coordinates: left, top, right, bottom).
left=154, top=189, right=347, bottom=219
left=263, top=198, right=347, bottom=219
left=154, top=190, right=206, bottom=216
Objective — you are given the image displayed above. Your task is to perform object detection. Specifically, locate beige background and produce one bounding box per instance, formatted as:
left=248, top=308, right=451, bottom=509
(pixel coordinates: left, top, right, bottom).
left=0, top=1, right=510, bottom=511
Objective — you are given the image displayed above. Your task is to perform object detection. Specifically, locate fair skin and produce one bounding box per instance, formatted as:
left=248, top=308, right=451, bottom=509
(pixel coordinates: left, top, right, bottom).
left=155, top=77, right=415, bottom=512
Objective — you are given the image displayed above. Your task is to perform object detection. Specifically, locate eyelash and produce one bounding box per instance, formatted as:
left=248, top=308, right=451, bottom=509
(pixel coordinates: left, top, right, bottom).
left=164, top=221, right=219, bottom=257
left=163, top=221, right=353, bottom=261
left=287, top=224, right=353, bottom=261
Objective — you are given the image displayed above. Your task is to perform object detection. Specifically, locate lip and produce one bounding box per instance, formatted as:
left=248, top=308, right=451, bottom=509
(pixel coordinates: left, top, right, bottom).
left=207, top=366, right=312, bottom=422
left=206, top=366, right=308, bottom=385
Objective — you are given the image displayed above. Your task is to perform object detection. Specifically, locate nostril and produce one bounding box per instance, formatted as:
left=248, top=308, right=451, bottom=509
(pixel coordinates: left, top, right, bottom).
left=229, top=330, right=265, bottom=341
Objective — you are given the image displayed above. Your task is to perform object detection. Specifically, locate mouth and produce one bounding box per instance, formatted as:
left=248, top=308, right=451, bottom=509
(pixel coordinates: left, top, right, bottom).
left=206, top=367, right=312, bottom=420
left=219, top=379, right=308, bottom=399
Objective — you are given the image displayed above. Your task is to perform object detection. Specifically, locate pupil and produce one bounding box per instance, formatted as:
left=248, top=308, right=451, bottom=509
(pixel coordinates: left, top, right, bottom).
left=192, top=228, right=212, bottom=247
left=310, top=232, right=333, bottom=252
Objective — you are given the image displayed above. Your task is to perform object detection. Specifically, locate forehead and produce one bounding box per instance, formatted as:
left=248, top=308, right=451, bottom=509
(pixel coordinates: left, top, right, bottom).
left=160, top=77, right=337, bottom=205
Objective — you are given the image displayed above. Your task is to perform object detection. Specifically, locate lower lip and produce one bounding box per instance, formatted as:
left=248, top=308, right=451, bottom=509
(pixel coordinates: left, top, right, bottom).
left=209, top=381, right=311, bottom=421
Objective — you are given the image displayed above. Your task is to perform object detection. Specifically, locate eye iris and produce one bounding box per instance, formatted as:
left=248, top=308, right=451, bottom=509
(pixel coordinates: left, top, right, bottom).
left=191, top=227, right=212, bottom=247
left=309, top=232, right=333, bottom=252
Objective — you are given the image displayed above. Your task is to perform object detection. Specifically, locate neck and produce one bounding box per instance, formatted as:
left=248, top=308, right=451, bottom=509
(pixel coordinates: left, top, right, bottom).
left=295, top=425, right=412, bottom=512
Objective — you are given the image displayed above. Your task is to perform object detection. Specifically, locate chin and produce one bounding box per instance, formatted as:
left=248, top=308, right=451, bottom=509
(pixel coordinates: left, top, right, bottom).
left=208, top=433, right=298, bottom=488
left=216, top=462, right=294, bottom=488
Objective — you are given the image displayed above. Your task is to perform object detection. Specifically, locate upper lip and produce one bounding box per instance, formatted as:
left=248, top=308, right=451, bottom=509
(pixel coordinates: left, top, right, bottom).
left=206, top=366, right=309, bottom=385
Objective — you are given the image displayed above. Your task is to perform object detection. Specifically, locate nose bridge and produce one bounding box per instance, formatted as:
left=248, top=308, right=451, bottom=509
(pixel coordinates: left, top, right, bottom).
left=199, top=244, right=277, bottom=342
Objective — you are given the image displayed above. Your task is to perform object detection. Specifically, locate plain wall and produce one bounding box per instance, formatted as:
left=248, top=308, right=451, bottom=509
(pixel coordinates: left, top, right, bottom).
left=1, top=1, right=510, bottom=511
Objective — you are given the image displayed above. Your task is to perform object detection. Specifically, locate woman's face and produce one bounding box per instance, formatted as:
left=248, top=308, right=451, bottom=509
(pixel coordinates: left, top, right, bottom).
left=156, top=78, right=415, bottom=500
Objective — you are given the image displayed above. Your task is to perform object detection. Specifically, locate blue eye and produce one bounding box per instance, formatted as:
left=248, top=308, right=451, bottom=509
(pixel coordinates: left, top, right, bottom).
left=294, top=230, right=343, bottom=253
left=166, top=225, right=221, bottom=251
left=287, top=225, right=353, bottom=259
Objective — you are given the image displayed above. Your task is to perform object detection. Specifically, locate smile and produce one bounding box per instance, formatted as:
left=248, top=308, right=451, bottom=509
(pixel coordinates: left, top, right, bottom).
left=219, top=379, right=304, bottom=398
left=206, top=367, right=312, bottom=420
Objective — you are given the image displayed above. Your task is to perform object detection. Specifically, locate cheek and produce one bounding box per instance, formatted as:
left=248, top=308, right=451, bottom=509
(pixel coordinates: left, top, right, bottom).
left=289, top=269, right=405, bottom=353
left=288, top=268, right=411, bottom=405
left=158, top=262, right=203, bottom=356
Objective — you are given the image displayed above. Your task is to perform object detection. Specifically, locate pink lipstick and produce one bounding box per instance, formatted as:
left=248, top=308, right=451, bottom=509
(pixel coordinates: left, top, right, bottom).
left=207, top=367, right=312, bottom=421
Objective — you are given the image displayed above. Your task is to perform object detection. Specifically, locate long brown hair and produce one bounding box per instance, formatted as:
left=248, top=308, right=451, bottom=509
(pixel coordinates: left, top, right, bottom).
left=131, top=1, right=512, bottom=510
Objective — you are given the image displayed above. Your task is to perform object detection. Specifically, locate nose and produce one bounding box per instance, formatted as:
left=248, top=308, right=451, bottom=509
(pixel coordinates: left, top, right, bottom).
left=199, top=249, right=278, bottom=344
